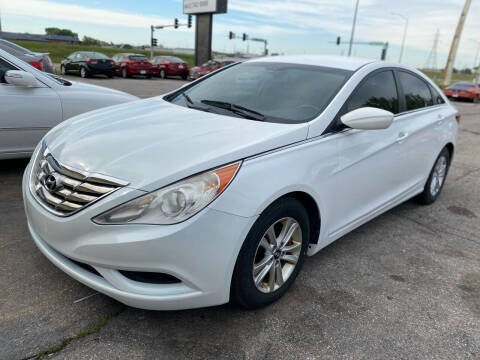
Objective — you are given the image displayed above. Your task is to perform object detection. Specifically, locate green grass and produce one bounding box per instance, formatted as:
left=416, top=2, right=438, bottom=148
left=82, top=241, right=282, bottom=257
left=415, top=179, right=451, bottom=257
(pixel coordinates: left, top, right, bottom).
left=420, top=70, right=475, bottom=88
left=36, top=304, right=125, bottom=358
left=11, top=40, right=195, bottom=67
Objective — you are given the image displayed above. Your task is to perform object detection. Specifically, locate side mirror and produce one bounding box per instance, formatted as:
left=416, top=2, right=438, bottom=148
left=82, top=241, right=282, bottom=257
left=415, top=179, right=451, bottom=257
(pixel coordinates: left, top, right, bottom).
left=4, top=70, right=38, bottom=87
left=340, top=107, right=393, bottom=130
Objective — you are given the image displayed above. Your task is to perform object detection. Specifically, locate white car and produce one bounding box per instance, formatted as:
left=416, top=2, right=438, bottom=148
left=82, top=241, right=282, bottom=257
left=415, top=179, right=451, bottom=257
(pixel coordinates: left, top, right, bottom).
left=23, top=56, right=458, bottom=310
left=0, top=49, right=138, bottom=159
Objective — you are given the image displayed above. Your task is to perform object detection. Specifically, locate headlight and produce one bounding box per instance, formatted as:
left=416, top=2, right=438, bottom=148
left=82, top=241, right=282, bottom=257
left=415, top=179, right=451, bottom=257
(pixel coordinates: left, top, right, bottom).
left=92, top=162, right=241, bottom=225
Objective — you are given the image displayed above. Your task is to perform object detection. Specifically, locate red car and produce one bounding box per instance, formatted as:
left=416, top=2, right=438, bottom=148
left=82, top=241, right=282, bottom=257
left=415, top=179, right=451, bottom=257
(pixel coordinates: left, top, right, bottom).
left=112, top=53, right=154, bottom=78
left=151, top=56, right=189, bottom=79
left=443, top=82, right=480, bottom=102
left=188, top=59, right=236, bottom=80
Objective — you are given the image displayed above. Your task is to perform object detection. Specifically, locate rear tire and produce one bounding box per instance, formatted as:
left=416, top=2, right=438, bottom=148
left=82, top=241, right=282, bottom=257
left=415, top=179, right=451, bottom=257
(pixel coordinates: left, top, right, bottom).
left=159, top=69, right=166, bottom=79
left=80, top=67, right=89, bottom=78
left=415, top=147, right=450, bottom=205
left=231, top=197, right=310, bottom=309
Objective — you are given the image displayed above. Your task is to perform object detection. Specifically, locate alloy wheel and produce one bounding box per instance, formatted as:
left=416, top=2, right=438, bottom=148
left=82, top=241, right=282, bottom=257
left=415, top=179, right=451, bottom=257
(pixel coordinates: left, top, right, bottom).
left=430, top=155, right=447, bottom=196
left=80, top=68, right=86, bottom=78
left=252, top=217, right=302, bottom=293
left=160, top=70, right=166, bottom=79
left=122, top=68, right=127, bottom=78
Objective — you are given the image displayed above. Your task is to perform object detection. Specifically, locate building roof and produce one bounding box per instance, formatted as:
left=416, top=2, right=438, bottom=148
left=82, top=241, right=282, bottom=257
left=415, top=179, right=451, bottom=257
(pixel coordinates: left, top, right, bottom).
left=1, top=32, right=80, bottom=43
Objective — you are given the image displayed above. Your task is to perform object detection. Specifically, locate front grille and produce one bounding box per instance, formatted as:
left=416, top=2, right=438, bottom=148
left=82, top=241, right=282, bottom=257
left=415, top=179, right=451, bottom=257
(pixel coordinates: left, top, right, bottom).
left=30, top=144, right=128, bottom=216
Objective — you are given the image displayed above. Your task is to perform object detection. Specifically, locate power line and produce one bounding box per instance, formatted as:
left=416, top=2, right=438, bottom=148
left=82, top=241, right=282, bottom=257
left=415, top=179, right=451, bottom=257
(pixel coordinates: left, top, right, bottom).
left=424, top=29, right=440, bottom=71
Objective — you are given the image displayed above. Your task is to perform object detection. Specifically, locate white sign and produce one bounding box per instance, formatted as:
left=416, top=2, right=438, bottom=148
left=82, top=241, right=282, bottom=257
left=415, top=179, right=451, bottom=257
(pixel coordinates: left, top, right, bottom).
left=183, top=0, right=217, bottom=14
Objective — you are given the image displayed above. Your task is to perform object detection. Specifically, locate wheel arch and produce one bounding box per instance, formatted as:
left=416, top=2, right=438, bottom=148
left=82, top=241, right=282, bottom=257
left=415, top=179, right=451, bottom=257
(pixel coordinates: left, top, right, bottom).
left=261, top=191, right=321, bottom=245
left=445, top=142, right=454, bottom=160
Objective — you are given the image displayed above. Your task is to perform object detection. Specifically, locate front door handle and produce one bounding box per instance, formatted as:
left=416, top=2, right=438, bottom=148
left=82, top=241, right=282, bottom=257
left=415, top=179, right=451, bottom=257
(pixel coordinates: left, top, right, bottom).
left=396, top=132, right=409, bottom=142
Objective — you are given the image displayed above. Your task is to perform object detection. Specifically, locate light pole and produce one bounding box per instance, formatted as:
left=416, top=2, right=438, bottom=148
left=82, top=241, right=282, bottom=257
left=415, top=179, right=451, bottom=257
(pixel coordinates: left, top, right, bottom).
left=348, top=0, right=360, bottom=57
left=391, top=12, right=408, bottom=63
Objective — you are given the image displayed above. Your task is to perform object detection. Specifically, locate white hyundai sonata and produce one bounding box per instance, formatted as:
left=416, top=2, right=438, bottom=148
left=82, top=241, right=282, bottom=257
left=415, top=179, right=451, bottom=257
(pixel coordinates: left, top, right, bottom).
left=23, top=56, right=458, bottom=310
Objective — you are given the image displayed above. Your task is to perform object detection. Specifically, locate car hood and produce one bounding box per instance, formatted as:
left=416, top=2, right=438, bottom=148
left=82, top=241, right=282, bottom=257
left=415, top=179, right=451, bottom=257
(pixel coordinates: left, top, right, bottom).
left=63, top=80, right=138, bottom=98
left=45, top=97, right=308, bottom=191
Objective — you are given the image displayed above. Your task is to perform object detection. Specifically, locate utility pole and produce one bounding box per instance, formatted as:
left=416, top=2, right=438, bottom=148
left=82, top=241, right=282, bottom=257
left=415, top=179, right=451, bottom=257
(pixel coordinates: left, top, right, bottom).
left=150, top=25, right=154, bottom=59
left=392, top=13, right=408, bottom=63
left=472, top=40, right=480, bottom=70
left=348, top=0, right=360, bottom=56
left=443, top=0, right=472, bottom=85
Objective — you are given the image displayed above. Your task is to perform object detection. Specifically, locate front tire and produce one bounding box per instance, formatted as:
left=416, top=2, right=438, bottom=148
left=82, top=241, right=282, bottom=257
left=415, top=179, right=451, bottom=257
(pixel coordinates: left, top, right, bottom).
left=415, top=147, right=450, bottom=205
left=122, top=68, right=128, bottom=78
left=159, top=69, right=166, bottom=79
left=231, top=197, right=310, bottom=309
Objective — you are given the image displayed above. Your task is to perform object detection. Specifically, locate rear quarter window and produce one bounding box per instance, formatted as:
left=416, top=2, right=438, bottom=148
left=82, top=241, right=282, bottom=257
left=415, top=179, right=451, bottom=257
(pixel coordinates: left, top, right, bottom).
left=398, top=71, right=433, bottom=111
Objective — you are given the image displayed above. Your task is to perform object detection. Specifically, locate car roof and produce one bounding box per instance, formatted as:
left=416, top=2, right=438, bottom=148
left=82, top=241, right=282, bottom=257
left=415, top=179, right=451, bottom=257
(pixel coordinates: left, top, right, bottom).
left=248, top=55, right=376, bottom=71
left=453, top=81, right=476, bottom=86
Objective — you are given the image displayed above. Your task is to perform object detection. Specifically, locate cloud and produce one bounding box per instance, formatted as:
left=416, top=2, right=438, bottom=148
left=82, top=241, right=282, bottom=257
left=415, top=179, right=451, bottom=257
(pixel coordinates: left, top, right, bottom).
left=2, top=0, right=480, bottom=67
left=2, top=0, right=173, bottom=28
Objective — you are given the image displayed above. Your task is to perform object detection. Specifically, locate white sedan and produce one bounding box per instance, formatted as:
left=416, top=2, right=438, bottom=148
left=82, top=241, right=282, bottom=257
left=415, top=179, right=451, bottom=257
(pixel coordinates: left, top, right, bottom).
left=0, top=49, right=138, bottom=159
left=23, top=55, right=458, bottom=310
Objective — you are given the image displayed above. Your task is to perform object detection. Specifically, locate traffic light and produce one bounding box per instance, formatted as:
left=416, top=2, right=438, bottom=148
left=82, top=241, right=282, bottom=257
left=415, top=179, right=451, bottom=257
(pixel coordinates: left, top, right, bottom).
left=151, top=38, right=157, bottom=47
left=242, top=33, right=247, bottom=41
left=188, top=15, right=192, bottom=28
left=336, top=36, right=341, bottom=45
left=229, top=31, right=234, bottom=40
left=174, top=18, right=179, bottom=29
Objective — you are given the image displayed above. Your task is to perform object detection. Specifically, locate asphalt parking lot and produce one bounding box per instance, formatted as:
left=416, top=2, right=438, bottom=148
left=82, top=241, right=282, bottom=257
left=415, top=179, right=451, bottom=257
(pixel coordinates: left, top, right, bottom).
left=1, top=77, right=479, bottom=359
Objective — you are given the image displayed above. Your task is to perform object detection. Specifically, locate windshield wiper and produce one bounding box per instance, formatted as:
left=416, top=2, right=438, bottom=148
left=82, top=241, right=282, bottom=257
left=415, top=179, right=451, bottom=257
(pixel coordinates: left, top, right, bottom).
left=200, top=100, right=265, bottom=121
left=182, top=92, right=210, bottom=112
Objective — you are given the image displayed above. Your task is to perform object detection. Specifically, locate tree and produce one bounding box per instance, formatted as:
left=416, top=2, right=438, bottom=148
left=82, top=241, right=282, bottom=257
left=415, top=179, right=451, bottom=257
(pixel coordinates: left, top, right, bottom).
left=82, top=36, right=102, bottom=46
left=45, top=27, right=78, bottom=38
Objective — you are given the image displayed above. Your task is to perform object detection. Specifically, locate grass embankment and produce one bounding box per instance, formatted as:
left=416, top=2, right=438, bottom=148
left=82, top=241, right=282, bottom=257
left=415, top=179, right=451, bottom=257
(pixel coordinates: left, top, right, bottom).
left=421, top=70, right=475, bottom=88
left=11, top=40, right=195, bottom=67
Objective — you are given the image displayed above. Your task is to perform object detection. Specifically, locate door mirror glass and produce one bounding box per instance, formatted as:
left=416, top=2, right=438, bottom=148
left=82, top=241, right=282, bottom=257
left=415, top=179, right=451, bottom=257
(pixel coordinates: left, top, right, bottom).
left=341, top=107, right=393, bottom=130
left=4, top=70, right=38, bottom=87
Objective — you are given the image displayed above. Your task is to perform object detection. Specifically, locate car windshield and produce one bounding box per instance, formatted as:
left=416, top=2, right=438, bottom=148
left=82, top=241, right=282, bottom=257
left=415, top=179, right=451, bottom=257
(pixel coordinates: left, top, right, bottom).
left=449, top=82, right=475, bottom=91
left=82, top=52, right=109, bottom=59
left=171, top=62, right=351, bottom=123
left=129, top=55, right=147, bottom=61
left=165, top=56, right=184, bottom=63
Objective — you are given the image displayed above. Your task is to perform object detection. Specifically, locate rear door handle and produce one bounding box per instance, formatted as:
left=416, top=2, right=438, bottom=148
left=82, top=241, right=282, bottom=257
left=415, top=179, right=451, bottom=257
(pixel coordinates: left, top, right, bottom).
left=437, top=113, right=444, bottom=125
left=396, top=132, right=409, bottom=142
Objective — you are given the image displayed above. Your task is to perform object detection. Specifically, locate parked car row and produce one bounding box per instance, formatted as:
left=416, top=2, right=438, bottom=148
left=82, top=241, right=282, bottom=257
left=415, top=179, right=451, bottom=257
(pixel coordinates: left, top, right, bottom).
left=0, top=39, right=239, bottom=81
left=60, top=51, right=237, bottom=80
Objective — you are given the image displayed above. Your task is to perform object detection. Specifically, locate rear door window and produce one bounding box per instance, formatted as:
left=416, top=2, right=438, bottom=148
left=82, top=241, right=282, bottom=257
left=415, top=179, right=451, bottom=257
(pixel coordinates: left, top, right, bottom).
left=347, top=70, right=399, bottom=114
left=429, top=84, right=445, bottom=105
left=398, top=71, right=433, bottom=111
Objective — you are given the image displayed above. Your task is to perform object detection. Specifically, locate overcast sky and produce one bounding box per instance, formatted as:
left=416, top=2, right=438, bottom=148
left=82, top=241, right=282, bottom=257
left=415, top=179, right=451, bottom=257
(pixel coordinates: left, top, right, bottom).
left=1, top=0, right=479, bottom=68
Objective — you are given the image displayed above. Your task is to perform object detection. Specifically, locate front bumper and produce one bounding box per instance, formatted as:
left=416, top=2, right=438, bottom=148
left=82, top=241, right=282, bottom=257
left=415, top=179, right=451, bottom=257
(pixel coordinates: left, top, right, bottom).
left=23, top=164, right=256, bottom=310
